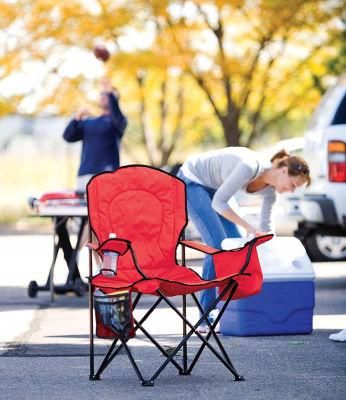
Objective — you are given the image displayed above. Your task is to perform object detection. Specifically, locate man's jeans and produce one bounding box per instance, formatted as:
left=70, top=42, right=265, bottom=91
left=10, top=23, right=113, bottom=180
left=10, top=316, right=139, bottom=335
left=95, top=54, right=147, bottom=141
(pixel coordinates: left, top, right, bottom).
left=177, top=170, right=241, bottom=322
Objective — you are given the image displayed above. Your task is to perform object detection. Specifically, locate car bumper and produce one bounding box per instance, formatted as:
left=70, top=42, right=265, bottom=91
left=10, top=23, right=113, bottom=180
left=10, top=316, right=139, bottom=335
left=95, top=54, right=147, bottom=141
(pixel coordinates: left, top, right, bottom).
left=300, top=195, right=339, bottom=226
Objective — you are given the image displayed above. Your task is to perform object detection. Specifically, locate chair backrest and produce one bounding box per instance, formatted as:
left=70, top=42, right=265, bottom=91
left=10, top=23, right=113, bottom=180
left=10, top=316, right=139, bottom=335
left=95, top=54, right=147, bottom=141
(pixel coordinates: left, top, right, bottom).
left=87, top=166, right=187, bottom=269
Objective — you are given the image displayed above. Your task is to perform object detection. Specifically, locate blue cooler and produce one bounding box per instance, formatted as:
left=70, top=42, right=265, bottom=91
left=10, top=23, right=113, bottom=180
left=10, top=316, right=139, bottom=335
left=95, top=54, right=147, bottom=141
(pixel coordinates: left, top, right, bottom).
left=219, top=237, right=315, bottom=336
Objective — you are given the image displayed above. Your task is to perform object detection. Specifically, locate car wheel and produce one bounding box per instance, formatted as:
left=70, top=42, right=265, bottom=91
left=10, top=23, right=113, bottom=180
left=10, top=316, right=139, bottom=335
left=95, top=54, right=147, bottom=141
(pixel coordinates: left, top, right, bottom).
left=304, top=233, right=346, bottom=262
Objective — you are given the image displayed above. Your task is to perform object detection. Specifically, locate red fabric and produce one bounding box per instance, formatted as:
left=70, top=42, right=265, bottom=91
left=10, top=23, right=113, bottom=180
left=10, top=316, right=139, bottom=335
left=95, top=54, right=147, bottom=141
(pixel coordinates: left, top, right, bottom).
left=214, top=235, right=269, bottom=300
left=39, top=191, right=81, bottom=202
left=87, top=167, right=186, bottom=271
left=93, top=262, right=241, bottom=296
left=95, top=238, right=130, bottom=257
left=88, top=166, right=273, bottom=298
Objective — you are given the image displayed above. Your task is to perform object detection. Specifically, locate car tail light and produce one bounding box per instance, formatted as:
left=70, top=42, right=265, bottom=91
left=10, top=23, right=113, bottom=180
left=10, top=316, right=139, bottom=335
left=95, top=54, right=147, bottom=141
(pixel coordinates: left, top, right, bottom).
left=328, top=141, right=346, bottom=182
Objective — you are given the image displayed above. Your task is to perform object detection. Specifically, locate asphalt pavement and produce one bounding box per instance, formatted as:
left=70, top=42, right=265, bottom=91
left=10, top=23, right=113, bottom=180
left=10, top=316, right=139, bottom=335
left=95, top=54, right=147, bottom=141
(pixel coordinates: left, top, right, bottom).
left=0, top=234, right=345, bottom=400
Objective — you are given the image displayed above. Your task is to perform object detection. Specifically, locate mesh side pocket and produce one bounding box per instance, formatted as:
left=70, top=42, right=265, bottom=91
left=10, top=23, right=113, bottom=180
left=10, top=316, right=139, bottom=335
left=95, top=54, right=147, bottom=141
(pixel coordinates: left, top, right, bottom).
left=94, top=289, right=135, bottom=339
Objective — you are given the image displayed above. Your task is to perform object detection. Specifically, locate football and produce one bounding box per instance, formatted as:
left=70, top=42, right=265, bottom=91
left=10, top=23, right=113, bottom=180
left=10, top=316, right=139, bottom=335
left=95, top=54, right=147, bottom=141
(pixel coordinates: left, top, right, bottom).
left=93, top=44, right=110, bottom=62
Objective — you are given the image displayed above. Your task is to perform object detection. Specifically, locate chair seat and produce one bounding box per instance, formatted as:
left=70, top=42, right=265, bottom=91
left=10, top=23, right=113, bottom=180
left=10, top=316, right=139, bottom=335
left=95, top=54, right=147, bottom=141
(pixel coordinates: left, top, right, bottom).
left=92, top=262, right=239, bottom=297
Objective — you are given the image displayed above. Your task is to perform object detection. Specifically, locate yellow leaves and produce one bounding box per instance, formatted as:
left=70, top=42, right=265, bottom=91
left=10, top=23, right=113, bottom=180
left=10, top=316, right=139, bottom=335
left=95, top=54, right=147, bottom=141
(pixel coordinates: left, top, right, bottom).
left=36, top=75, right=95, bottom=115
left=0, top=0, right=344, bottom=150
left=0, top=1, right=18, bottom=29
left=14, top=0, right=133, bottom=47
left=0, top=97, right=14, bottom=116
left=145, top=0, right=170, bottom=17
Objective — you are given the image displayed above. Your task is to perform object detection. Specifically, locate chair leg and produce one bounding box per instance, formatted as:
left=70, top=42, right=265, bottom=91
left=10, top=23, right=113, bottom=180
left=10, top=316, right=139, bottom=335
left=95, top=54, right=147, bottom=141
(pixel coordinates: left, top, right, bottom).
left=120, top=338, right=145, bottom=384
left=88, top=244, right=97, bottom=380
left=180, top=238, right=189, bottom=374
left=188, top=284, right=244, bottom=380
left=95, top=294, right=182, bottom=380
left=161, top=289, right=240, bottom=376
left=90, top=282, right=243, bottom=384
left=93, top=293, right=143, bottom=378
left=145, top=283, right=240, bottom=384
left=92, top=338, right=118, bottom=380
left=182, top=294, right=188, bottom=375
left=134, top=318, right=183, bottom=373
left=94, top=337, right=146, bottom=384
left=115, top=294, right=183, bottom=373
left=189, top=291, right=234, bottom=369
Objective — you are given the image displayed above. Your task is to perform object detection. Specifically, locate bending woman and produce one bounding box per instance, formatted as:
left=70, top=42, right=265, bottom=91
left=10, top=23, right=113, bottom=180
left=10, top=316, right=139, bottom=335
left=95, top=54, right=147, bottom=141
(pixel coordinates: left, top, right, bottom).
left=177, top=147, right=311, bottom=331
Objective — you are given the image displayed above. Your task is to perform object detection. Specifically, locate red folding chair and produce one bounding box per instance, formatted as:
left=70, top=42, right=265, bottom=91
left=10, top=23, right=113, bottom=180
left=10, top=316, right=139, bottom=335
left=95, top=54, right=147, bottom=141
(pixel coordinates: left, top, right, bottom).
left=86, top=165, right=273, bottom=386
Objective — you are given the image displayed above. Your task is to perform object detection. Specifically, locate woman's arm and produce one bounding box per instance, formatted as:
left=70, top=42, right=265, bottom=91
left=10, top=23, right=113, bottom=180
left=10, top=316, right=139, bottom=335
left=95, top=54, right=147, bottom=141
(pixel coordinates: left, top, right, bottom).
left=63, top=119, right=84, bottom=142
left=108, top=93, right=128, bottom=137
left=260, top=190, right=276, bottom=232
left=221, top=208, right=260, bottom=235
left=211, top=162, right=266, bottom=236
left=100, top=78, right=128, bottom=137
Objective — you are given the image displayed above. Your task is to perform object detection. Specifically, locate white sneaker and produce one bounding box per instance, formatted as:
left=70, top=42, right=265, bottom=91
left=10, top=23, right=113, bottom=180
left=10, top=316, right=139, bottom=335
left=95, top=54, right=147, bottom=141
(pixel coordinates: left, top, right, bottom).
left=196, top=325, right=209, bottom=334
left=196, top=324, right=221, bottom=335
left=209, top=309, right=220, bottom=322
left=329, top=329, right=346, bottom=342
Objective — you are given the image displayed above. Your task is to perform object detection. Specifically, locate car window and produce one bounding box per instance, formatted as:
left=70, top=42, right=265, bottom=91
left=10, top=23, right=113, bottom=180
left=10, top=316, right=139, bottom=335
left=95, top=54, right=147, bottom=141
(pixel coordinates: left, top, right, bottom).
left=308, top=82, right=346, bottom=129
left=331, top=93, right=346, bottom=125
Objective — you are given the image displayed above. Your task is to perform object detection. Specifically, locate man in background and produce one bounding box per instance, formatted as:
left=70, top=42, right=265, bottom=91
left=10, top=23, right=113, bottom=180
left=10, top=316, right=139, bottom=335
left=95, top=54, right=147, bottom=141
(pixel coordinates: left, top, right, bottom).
left=63, top=78, right=127, bottom=191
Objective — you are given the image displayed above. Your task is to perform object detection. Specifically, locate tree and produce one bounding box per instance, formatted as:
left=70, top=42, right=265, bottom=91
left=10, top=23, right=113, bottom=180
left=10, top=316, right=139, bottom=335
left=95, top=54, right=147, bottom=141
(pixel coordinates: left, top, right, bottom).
left=313, top=19, right=346, bottom=95
left=1, top=0, right=345, bottom=158
left=0, top=0, right=215, bottom=166
left=150, top=0, right=345, bottom=146
left=106, top=51, right=189, bottom=167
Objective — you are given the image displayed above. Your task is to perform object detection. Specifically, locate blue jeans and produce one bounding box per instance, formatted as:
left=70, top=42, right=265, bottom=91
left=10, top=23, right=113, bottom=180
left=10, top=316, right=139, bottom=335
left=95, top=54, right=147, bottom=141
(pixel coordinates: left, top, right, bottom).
left=177, top=170, right=241, bottom=322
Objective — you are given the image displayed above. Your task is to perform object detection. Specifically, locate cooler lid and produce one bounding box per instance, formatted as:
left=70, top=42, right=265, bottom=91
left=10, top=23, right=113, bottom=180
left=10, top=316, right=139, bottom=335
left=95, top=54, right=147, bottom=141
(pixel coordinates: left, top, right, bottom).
left=221, top=236, right=315, bottom=282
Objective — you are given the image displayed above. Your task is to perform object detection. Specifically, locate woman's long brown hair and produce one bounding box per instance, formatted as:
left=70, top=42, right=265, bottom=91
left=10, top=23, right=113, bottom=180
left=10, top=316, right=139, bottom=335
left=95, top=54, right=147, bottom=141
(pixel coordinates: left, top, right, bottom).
left=271, top=149, right=311, bottom=186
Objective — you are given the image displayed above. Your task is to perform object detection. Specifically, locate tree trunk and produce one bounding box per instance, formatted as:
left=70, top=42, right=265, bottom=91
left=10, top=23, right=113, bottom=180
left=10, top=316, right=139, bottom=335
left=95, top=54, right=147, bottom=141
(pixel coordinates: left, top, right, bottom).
left=137, top=71, right=158, bottom=166
left=220, top=112, right=241, bottom=146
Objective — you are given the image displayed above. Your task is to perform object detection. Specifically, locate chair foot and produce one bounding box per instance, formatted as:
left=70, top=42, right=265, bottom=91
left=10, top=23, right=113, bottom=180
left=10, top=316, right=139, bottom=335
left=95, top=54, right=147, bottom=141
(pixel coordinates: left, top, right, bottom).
left=141, top=380, right=155, bottom=387
left=234, top=375, right=245, bottom=381
left=89, top=374, right=101, bottom=381
left=179, top=370, right=191, bottom=376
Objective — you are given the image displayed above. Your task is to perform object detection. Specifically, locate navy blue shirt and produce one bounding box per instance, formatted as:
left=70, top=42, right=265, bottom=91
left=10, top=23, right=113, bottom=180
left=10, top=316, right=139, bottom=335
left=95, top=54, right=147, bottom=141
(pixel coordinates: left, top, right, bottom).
left=63, top=93, right=127, bottom=176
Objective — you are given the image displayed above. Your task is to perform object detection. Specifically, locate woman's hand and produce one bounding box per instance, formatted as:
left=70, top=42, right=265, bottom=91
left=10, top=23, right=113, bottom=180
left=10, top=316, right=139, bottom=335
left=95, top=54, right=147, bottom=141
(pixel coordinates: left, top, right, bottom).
left=100, top=77, right=119, bottom=98
left=246, top=226, right=257, bottom=237
left=221, top=208, right=271, bottom=238
left=246, top=227, right=269, bottom=237
left=101, top=77, right=118, bottom=94
left=254, top=231, right=269, bottom=237
left=75, top=107, right=90, bottom=121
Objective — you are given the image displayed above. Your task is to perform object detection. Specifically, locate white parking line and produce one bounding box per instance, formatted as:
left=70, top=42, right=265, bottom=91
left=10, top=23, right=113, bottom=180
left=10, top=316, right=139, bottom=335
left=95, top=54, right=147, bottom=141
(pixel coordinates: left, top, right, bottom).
left=313, top=314, right=346, bottom=330
left=0, top=309, right=37, bottom=353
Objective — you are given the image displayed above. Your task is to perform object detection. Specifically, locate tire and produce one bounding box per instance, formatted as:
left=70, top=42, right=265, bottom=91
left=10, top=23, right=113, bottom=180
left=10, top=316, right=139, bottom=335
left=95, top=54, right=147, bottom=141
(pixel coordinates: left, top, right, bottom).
left=304, top=232, right=346, bottom=262
left=28, top=281, right=39, bottom=298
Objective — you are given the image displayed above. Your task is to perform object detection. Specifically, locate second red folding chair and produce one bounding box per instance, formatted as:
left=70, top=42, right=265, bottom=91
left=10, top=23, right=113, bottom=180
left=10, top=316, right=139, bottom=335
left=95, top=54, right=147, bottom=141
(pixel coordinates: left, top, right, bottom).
left=86, top=165, right=273, bottom=386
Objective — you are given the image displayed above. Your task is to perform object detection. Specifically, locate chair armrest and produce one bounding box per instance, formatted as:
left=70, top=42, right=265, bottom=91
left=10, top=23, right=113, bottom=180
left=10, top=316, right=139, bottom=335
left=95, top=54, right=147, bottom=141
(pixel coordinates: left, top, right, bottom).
left=179, top=240, right=219, bottom=255
left=86, top=238, right=130, bottom=256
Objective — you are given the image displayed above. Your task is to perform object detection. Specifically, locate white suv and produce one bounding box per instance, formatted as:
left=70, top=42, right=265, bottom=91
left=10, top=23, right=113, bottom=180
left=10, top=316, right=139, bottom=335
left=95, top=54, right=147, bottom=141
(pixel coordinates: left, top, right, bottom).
left=294, top=75, right=346, bottom=261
